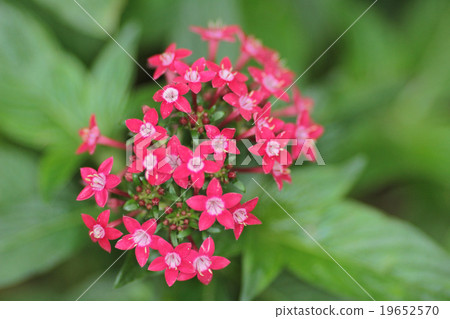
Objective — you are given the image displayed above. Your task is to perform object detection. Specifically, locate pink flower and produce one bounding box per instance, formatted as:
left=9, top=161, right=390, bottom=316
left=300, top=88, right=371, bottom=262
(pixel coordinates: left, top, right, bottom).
left=153, top=83, right=191, bottom=119
left=248, top=66, right=292, bottom=102
left=273, top=87, right=314, bottom=117
left=115, top=217, right=160, bottom=267
left=76, top=114, right=100, bottom=155
left=173, top=145, right=221, bottom=189
left=128, top=147, right=172, bottom=185
left=148, top=240, right=194, bottom=287
left=249, top=128, right=292, bottom=174
left=81, top=210, right=123, bottom=252
left=223, top=88, right=263, bottom=121
left=203, top=125, right=239, bottom=162
left=147, top=43, right=192, bottom=79
left=186, top=178, right=242, bottom=230
left=191, top=24, right=240, bottom=43
left=239, top=34, right=263, bottom=59
left=288, top=109, right=324, bottom=161
left=206, top=57, right=248, bottom=95
left=125, top=106, right=167, bottom=146
left=271, top=160, right=292, bottom=190
left=77, top=157, right=121, bottom=207
left=253, top=102, right=285, bottom=140
left=178, top=237, right=230, bottom=285
left=228, top=198, right=261, bottom=239
left=173, top=57, right=216, bottom=94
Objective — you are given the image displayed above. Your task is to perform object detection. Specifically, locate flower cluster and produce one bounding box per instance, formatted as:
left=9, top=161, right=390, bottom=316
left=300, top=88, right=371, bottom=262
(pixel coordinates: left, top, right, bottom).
left=76, top=23, right=323, bottom=287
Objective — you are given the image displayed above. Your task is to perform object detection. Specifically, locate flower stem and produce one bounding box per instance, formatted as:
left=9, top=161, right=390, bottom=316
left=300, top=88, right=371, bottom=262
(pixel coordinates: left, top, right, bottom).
left=98, top=136, right=126, bottom=150
left=209, top=86, right=224, bottom=108
left=110, top=188, right=130, bottom=198
left=219, top=109, right=240, bottom=128
left=208, top=41, right=219, bottom=62
left=191, top=91, right=198, bottom=111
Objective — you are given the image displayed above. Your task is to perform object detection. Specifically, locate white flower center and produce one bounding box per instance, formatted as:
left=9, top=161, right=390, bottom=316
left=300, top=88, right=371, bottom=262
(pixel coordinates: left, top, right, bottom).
left=257, top=118, right=270, bottom=130
left=262, top=74, right=281, bottom=91
left=205, top=29, right=224, bottom=39
left=187, top=157, right=205, bottom=173
left=244, top=37, right=262, bottom=55
left=133, top=229, right=151, bottom=247
left=139, top=123, right=156, bottom=138
left=295, top=127, right=308, bottom=142
left=160, top=52, right=175, bottom=66
left=219, top=69, right=235, bottom=82
left=212, top=135, right=228, bottom=153
left=239, top=95, right=255, bottom=111
left=233, top=208, right=248, bottom=224
left=92, top=224, right=105, bottom=239
left=89, top=173, right=106, bottom=191
left=165, top=252, right=181, bottom=269
left=166, top=154, right=181, bottom=170
left=143, top=153, right=157, bottom=171
left=272, top=161, right=283, bottom=176
left=193, top=255, right=212, bottom=274
left=87, top=127, right=100, bottom=145
left=266, top=140, right=281, bottom=157
left=206, top=197, right=225, bottom=215
left=162, top=88, right=179, bottom=103
left=185, top=69, right=200, bottom=82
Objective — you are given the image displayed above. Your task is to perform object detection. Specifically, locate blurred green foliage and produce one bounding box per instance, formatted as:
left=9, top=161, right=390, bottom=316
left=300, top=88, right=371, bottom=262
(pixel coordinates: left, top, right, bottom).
left=0, top=0, right=449, bottom=300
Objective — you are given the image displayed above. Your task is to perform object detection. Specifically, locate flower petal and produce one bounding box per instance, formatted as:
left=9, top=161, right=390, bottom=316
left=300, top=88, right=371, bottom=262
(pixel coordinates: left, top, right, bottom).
left=199, top=237, right=215, bottom=256
left=157, top=237, right=174, bottom=256
left=217, top=210, right=235, bottom=229
left=81, top=213, right=96, bottom=229
left=125, top=119, right=143, bottom=133
left=148, top=256, right=167, bottom=271
left=98, top=157, right=114, bottom=174
left=186, top=195, right=207, bottom=211
left=94, top=189, right=108, bottom=207
left=115, top=234, right=135, bottom=250
left=106, top=174, right=121, bottom=189
left=165, top=268, right=179, bottom=287
left=222, top=193, right=243, bottom=208
left=141, top=219, right=157, bottom=235
left=206, top=178, right=222, bottom=197
left=174, top=242, right=191, bottom=258
left=77, top=186, right=94, bottom=201
left=80, top=167, right=97, bottom=180
left=97, top=210, right=110, bottom=226
left=135, top=245, right=150, bottom=267
left=210, top=256, right=230, bottom=270
left=143, top=108, right=158, bottom=125
left=197, top=270, right=213, bottom=285
left=198, top=212, right=216, bottom=231
left=97, top=238, right=111, bottom=253
left=105, top=227, right=123, bottom=240
left=123, top=216, right=142, bottom=233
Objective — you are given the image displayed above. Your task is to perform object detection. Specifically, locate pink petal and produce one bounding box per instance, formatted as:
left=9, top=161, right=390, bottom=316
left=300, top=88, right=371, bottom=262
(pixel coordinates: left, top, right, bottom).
left=125, top=119, right=143, bottom=133
left=197, top=270, right=213, bottom=285
left=94, top=189, right=108, bottom=207
left=178, top=272, right=196, bottom=281
left=153, top=66, right=166, bottom=80
left=106, top=227, right=123, bottom=240
left=262, top=156, right=275, bottom=174
left=210, top=256, right=230, bottom=270
left=75, top=142, right=89, bottom=155
left=205, top=61, right=220, bottom=72
left=135, top=245, right=150, bottom=267
left=192, top=57, right=206, bottom=70
left=228, top=80, right=246, bottom=95
left=217, top=210, right=235, bottom=229
left=154, top=126, right=168, bottom=140
left=175, top=48, right=192, bottom=59
left=191, top=172, right=205, bottom=189
left=157, top=238, right=174, bottom=256
left=141, top=219, right=157, bottom=235
left=98, top=157, right=114, bottom=174
left=189, top=82, right=202, bottom=94
left=186, top=195, right=207, bottom=211
left=198, top=212, right=216, bottom=231
left=178, top=145, right=193, bottom=162
left=143, top=108, right=159, bottom=125
left=221, top=128, right=235, bottom=139
left=81, top=214, right=96, bottom=229
left=243, top=197, right=259, bottom=212
left=175, top=83, right=190, bottom=95
left=115, top=234, right=135, bottom=250
left=212, top=77, right=225, bottom=88
left=174, top=96, right=191, bottom=113
left=160, top=101, right=173, bottom=119
left=204, top=125, right=220, bottom=139
left=222, top=193, right=242, bottom=208
left=80, top=167, right=97, bottom=180
left=199, top=70, right=216, bottom=82
left=246, top=213, right=262, bottom=225
left=174, top=60, right=189, bottom=75
left=175, top=243, right=192, bottom=257
left=105, top=174, right=121, bottom=189
left=221, top=57, right=232, bottom=69
left=97, top=210, right=110, bottom=226
left=77, top=186, right=94, bottom=201
left=148, top=256, right=167, bottom=271
left=122, top=216, right=142, bottom=233
left=165, top=268, right=179, bottom=287
left=98, top=238, right=111, bottom=253
left=206, top=178, right=222, bottom=197
left=233, top=223, right=244, bottom=240
left=199, top=237, right=215, bottom=256
left=203, top=160, right=220, bottom=173
left=173, top=164, right=190, bottom=179
left=222, top=93, right=238, bottom=107
left=178, top=260, right=195, bottom=274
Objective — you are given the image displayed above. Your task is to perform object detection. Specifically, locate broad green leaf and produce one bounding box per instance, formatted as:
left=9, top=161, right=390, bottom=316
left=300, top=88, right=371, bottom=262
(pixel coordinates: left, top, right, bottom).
left=0, top=146, right=86, bottom=288
left=240, top=158, right=365, bottom=300
left=32, top=0, right=127, bottom=39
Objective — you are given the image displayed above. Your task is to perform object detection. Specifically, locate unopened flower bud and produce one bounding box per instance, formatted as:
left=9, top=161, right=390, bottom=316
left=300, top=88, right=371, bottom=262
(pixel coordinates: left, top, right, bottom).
left=228, top=171, right=236, bottom=179
left=189, top=114, right=198, bottom=126
left=184, top=219, right=189, bottom=225
left=170, top=224, right=177, bottom=231
left=165, top=207, right=173, bottom=214
left=181, top=210, right=186, bottom=216
left=198, top=127, right=204, bottom=134
left=197, top=106, right=204, bottom=112
left=136, top=186, right=142, bottom=192
left=176, top=202, right=183, bottom=208
left=145, top=188, right=151, bottom=194
left=138, top=200, right=145, bottom=207
left=146, top=203, right=153, bottom=210
left=133, top=195, right=139, bottom=201
left=179, top=117, right=188, bottom=125
left=157, top=188, right=165, bottom=195
left=177, top=226, right=183, bottom=232
left=202, top=117, right=210, bottom=124
left=163, top=220, right=169, bottom=226
left=152, top=198, right=160, bottom=206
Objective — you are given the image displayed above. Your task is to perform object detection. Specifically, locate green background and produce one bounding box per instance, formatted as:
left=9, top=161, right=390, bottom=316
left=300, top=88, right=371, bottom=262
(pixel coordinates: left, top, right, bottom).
left=0, top=0, right=449, bottom=300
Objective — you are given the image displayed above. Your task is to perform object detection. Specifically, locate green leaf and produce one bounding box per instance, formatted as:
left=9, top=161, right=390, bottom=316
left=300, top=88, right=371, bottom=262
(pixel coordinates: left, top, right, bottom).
left=114, top=252, right=151, bottom=288
left=123, top=199, right=139, bottom=211
left=32, top=0, right=127, bottom=39
left=240, top=158, right=366, bottom=300
left=0, top=145, right=86, bottom=288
